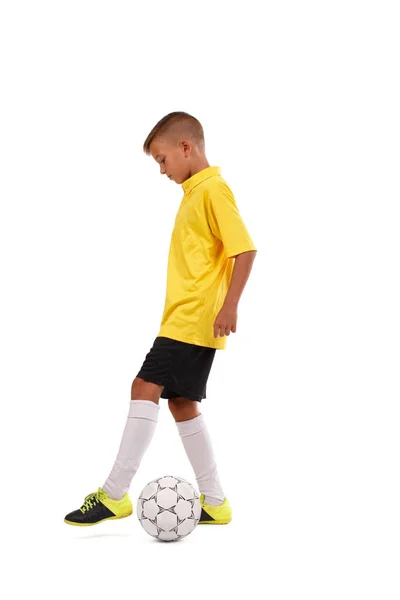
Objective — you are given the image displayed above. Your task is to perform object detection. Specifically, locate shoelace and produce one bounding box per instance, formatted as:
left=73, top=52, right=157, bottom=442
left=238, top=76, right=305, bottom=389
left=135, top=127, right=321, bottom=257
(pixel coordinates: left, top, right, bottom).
left=80, top=490, right=104, bottom=514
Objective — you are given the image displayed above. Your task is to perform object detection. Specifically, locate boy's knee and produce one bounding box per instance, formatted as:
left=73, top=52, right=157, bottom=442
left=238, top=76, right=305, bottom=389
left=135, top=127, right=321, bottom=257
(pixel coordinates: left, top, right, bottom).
left=168, top=397, right=200, bottom=421
left=131, top=377, right=163, bottom=403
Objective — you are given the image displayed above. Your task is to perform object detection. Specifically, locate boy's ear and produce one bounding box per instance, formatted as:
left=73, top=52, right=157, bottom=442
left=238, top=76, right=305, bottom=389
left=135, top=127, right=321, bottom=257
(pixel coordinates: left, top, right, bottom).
left=179, top=139, right=192, bottom=156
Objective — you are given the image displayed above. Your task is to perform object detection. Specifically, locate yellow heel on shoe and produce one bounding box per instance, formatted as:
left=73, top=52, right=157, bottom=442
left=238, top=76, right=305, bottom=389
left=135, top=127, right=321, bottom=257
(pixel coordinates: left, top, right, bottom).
left=199, top=494, right=232, bottom=525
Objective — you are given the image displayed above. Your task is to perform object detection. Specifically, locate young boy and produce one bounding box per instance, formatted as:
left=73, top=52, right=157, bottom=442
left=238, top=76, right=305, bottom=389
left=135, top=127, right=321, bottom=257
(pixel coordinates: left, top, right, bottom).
left=64, top=111, right=257, bottom=526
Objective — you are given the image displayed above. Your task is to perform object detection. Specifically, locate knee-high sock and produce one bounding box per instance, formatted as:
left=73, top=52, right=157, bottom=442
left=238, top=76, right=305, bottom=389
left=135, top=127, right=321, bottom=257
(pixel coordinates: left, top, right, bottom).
left=102, top=400, right=159, bottom=500
left=176, top=413, right=225, bottom=506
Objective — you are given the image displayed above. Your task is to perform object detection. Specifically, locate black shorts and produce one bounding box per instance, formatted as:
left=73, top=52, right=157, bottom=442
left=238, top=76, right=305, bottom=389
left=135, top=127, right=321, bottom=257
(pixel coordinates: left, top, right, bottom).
left=136, top=336, right=216, bottom=402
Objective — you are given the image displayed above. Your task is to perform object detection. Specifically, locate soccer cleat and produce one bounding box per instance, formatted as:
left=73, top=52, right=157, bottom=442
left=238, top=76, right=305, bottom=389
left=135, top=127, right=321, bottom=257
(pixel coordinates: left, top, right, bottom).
left=64, top=487, right=133, bottom=526
left=199, top=494, right=232, bottom=525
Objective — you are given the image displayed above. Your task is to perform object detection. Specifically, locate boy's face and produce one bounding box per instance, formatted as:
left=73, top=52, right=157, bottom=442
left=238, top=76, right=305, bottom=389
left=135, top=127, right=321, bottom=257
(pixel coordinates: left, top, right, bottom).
left=150, top=137, right=191, bottom=184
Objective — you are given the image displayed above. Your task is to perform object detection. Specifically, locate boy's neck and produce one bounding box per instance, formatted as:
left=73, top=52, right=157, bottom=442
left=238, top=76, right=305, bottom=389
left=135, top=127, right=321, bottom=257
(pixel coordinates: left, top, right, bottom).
left=187, top=157, right=210, bottom=179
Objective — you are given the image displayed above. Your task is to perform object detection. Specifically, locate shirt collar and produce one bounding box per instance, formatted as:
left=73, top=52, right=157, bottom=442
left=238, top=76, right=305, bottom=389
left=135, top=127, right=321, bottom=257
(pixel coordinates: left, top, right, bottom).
left=181, top=166, right=221, bottom=195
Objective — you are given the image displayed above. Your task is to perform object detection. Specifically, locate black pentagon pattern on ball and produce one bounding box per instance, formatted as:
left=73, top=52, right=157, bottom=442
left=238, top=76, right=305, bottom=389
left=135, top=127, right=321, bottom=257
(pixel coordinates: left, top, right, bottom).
left=137, top=475, right=200, bottom=540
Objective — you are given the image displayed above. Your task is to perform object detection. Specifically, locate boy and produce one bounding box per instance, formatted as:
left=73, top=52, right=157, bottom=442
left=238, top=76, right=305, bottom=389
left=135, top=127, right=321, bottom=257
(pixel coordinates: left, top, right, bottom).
left=64, top=111, right=257, bottom=526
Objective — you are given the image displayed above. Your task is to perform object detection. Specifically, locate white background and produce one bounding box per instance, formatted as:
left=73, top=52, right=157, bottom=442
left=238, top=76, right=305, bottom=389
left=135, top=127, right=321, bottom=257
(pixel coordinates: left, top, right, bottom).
left=0, top=1, right=399, bottom=598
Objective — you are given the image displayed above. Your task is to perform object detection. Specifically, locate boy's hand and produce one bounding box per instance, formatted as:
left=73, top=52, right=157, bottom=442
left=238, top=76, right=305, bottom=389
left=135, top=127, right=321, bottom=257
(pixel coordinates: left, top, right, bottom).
left=213, top=304, right=238, bottom=338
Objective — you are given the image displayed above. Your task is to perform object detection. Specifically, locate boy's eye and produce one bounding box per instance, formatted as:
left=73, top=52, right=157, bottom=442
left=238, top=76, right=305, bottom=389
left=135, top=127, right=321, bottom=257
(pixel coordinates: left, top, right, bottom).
left=161, top=159, right=166, bottom=164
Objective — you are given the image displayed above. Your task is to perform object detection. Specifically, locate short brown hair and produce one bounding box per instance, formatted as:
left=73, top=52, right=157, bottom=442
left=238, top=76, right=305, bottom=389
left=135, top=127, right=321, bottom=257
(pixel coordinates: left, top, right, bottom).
left=143, top=111, right=205, bottom=155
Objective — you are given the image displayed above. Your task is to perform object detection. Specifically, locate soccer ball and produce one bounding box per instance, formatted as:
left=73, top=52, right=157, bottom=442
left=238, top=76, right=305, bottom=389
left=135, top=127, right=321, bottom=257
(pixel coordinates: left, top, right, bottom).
left=137, top=475, right=201, bottom=542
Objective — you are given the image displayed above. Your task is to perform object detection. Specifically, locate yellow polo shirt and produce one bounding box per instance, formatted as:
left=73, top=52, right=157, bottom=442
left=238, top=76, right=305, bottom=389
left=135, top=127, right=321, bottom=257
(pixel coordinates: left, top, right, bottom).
left=158, top=166, right=257, bottom=349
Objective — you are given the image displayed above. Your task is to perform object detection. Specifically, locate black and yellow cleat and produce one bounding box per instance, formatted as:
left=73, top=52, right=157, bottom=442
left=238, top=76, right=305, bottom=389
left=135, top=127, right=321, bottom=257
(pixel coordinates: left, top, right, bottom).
left=64, top=488, right=133, bottom=526
left=199, top=494, right=232, bottom=525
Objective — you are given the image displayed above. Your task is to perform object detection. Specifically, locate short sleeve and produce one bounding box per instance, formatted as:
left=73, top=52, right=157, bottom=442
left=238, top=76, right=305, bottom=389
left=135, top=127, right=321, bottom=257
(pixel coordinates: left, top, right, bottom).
left=207, top=182, right=257, bottom=258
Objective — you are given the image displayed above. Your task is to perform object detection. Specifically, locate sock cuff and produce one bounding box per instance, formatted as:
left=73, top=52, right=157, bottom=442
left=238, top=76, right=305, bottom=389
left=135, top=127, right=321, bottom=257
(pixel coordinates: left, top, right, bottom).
left=128, top=399, right=160, bottom=421
left=176, top=414, right=205, bottom=437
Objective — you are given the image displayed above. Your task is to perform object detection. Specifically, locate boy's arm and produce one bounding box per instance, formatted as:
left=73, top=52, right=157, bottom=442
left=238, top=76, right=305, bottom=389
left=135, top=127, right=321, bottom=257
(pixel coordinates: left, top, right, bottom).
left=213, top=250, right=257, bottom=338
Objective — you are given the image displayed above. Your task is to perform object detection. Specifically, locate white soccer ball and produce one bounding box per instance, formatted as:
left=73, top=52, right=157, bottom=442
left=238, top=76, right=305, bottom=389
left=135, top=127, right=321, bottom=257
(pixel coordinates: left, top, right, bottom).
left=136, top=475, right=201, bottom=542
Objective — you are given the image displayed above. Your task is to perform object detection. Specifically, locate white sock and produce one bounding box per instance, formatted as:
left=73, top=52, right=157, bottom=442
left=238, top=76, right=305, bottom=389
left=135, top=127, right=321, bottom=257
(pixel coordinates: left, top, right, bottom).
left=176, top=414, right=225, bottom=506
left=102, top=400, right=159, bottom=500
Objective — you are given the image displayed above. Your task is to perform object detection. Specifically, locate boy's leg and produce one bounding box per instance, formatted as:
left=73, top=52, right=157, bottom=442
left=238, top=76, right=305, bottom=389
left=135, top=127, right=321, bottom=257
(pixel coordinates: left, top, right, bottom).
left=169, top=397, right=226, bottom=506
left=102, top=378, right=163, bottom=500
left=64, top=378, right=163, bottom=526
